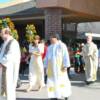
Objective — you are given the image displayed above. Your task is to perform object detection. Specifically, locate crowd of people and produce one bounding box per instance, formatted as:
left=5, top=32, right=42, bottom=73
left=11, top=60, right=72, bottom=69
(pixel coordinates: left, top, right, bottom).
left=68, top=42, right=85, bottom=74
left=0, top=26, right=71, bottom=100
left=0, top=25, right=99, bottom=100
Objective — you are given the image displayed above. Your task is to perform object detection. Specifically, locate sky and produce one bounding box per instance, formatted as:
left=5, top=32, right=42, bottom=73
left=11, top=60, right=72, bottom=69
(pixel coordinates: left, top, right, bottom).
left=0, top=0, right=13, bottom=3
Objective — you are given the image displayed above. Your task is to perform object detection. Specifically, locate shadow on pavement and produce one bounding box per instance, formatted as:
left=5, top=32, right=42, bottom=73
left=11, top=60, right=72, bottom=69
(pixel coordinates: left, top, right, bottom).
left=17, top=98, right=49, bottom=100
left=71, top=81, right=85, bottom=87
left=70, top=70, right=100, bottom=87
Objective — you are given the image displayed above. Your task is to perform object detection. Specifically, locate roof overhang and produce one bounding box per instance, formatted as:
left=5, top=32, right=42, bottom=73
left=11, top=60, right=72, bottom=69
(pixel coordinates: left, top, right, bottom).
left=0, top=0, right=36, bottom=15
left=37, top=0, right=100, bottom=22
left=0, top=0, right=100, bottom=23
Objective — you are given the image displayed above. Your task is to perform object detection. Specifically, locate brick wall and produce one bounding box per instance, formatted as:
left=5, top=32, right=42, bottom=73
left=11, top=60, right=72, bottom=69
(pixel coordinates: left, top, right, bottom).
left=45, top=8, right=62, bottom=39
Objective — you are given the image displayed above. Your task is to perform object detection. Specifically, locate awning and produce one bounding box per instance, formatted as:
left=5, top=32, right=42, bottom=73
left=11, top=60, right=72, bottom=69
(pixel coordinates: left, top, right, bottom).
left=77, top=22, right=100, bottom=40
left=77, top=22, right=100, bottom=33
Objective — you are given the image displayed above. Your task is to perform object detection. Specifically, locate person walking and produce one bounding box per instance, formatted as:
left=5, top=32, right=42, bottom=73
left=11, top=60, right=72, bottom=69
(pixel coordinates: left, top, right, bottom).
left=82, top=34, right=98, bottom=85
left=0, top=27, right=21, bottom=100
left=26, top=35, right=45, bottom=92
left=44, top=34, right=71, bottom=100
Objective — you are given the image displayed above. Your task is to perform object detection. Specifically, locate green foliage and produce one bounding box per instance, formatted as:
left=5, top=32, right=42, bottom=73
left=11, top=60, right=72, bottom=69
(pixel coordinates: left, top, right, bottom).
left=25, top=24, right=37, bottom=43
left=0, top=18, right=19, bottom=40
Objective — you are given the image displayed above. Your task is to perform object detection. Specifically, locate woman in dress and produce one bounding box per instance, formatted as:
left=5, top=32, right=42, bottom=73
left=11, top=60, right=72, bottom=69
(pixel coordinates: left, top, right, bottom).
left=26, top=35, right=45, bottom=92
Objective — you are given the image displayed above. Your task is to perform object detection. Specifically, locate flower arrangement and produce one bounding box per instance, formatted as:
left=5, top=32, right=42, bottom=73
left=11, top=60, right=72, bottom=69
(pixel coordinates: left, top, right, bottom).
left=0, top=18, right=19, bottom=40
left=25, top=24, right=37, bottom=43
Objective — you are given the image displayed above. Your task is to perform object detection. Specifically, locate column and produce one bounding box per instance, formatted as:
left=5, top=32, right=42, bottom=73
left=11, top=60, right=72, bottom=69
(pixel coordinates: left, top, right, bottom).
left=45, top=8, right=62, bottom=40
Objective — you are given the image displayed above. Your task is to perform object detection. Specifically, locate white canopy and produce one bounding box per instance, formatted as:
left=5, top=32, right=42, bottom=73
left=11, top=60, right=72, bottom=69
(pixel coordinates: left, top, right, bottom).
left=77, top=22, right=100, bottom=33
left=85, top=33, right=100, bottom=37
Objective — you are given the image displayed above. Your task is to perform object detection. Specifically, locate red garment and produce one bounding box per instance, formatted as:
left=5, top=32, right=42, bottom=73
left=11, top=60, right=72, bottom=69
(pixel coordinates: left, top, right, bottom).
left=21, top=52, right=28, bottom=63
left=42, top=45, right=47, bottom=60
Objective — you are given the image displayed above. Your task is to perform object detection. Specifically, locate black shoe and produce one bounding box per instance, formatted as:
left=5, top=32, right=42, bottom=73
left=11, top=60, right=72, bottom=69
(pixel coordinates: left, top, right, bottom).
left=50, top=98, right=58, bottom=100
left=85, top=81, right=95, bottom=85
left=65, top=97, right=68, bottom=100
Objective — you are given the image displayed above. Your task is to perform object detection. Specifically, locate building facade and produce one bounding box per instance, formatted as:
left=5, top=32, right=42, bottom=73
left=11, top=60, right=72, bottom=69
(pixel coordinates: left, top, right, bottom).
left=0, top=0, right=100, bottom=40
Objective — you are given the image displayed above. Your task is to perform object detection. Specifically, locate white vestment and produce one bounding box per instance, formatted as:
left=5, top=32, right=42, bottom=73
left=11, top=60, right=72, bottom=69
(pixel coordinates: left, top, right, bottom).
left=28, top=43, right=44, bottom=87
left=98, top=48, right=100, bottom=68
left=0, top=37, right=21, bottom=100
left=44, top=41, right=71, bottom=99
left=82, top=42, right=98, bottom=82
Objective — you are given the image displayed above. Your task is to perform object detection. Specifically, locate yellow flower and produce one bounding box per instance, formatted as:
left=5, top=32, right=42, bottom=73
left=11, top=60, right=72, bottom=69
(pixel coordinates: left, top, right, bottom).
left=0, top=20, right=2, bottom=24
left=11, top=29, right=19, bottom=40
left=8, top=21, right=15, bottom=29
left=6, top=18, right=11, bottom=23
left=25, top=24, right=37, bottom=42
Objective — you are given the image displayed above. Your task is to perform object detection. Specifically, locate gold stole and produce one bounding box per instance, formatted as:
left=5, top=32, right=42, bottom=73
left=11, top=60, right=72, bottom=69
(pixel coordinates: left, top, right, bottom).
left=1, top=67, right=7, bottom=96
left=0, top=39, right=13, bottom=96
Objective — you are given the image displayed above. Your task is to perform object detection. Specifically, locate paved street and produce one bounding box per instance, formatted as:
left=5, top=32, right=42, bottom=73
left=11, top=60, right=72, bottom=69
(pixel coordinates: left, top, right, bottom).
left=0, top=68, right=100, bottom=100
left=16, top=80, right=100, bottom=100
left=16, top=68, right=100, bottom=100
